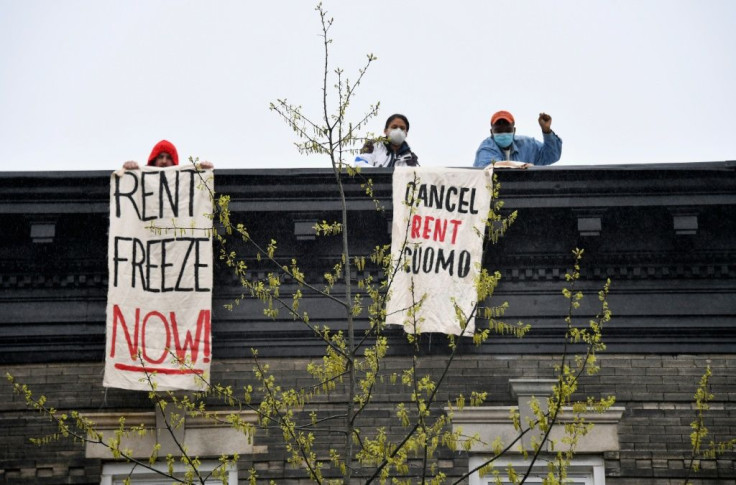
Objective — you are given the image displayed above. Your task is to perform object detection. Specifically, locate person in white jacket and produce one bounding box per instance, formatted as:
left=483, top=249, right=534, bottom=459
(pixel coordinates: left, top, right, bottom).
left=354, top=114, right=418, bottom=168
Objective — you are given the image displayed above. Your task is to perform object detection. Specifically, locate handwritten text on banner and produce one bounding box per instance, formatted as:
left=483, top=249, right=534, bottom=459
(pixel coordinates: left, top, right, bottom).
left=104, top=166, right=214, bottom=391
left=386, top=167, right=492, bottom=336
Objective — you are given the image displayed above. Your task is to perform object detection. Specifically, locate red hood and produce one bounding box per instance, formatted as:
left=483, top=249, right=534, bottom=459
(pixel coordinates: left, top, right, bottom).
left=147, top=140, right=179, bottom=166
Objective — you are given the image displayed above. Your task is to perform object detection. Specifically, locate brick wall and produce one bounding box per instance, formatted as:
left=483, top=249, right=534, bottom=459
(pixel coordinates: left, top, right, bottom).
left=2, top=354, right=734, bottom=483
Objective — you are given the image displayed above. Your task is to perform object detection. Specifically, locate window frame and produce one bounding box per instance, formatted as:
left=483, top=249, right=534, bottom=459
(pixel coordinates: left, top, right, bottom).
left=100, top=460, right=237, bottom=485
left=468, top=455, right=605, bottom=485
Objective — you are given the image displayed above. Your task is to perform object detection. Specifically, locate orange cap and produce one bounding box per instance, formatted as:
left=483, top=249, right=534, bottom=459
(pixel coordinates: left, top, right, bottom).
left=491, top=110, right=515, bottom=125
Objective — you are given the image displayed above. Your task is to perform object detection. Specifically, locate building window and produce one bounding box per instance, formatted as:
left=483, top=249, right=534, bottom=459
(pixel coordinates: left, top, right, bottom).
left=468, top=456, right=605, bottom=485
left=101, top=461, right=237, bottom=485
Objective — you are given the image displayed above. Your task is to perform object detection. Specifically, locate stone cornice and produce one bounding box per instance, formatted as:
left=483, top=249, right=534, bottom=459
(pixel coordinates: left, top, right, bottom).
left=1, top=163, right=734, bottom=214
left=80, top=410, right=262, bottom=459
left=451, top=405, right=626, bottom=453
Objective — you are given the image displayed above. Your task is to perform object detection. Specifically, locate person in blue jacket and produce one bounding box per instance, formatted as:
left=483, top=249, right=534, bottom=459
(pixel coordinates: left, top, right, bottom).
left=473, top=110, right=562, bottom=168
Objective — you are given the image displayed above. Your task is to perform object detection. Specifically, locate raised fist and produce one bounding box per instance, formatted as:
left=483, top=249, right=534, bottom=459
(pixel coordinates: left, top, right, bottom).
left=538, top=112, right=552, bottom=134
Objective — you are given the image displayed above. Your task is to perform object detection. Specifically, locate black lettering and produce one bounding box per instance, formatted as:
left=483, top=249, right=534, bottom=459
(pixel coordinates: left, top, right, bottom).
left=422, top=247, right=435, bottom=273
left=402, top=183, right=481, bottom=215
left=468, top=188, right=479, bottom=214
left=140, top=172, right=156, bottom=221
left=145, top=239, right=161, bottom=293
left=194, top=237, right=211, bottom=292
left=458, top=250, right=471, bottom=278
left=113, top=236, right=132, bottom=287
left=131, top=237, right=146, bottom=289
left=401, top=246, right=471, bottom=278
left=114, top=236, right=212, bottom=293
left=175, top=238, right=196, bottom=292
left=160, top=238, right=176, bottom=292
left=114, top=172, right=140, bottom=219
left=428, top=185, right=444, bottom=210
left=404, top=182, right=416, bottom=205
left=458, top=188, right=470, bottom=214
left=159, top=171, right=179, bottom=218
left=435, top=248, right=454, bottom=276
left=445, top=187, right=458, bottom=212
left=412, top=247, right=422, bottom=273
left=416, top=184, right=428, bottom=209
left=186, top=170, right=197, bottom=217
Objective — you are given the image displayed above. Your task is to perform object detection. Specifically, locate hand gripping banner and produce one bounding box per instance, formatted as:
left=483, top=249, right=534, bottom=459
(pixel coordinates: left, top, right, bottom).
left=104, top=165, right=214, bottom=391
left=386, top=167, right=492, bottom=336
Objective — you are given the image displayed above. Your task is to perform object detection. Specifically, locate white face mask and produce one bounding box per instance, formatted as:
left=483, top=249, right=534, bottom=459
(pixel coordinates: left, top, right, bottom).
left=387, top=128, right=407, bottom=145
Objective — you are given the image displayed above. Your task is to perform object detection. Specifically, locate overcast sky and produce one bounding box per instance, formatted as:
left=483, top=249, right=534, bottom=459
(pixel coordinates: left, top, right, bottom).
left=1, top=0, right=734, bottom=171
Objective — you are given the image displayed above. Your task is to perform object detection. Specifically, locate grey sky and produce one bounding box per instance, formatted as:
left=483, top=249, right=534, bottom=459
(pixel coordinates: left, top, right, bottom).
left=1, top=0, right=734, bottom=171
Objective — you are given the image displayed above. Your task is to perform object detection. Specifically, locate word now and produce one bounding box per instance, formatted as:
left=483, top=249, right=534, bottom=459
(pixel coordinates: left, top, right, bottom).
left=114, top=169, right=202, bottom=221
left=110, top=305, right=211, bottom=373
left=113, top=236, right=210, bottom=293
left=404, top=183, right=480, bottom=215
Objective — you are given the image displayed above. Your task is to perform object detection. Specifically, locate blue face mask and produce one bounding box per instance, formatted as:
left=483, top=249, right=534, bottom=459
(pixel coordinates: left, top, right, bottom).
left=493, top=133, right=514, bottom=148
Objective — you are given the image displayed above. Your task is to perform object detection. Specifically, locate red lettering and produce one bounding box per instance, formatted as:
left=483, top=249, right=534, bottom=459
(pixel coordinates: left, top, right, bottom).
left=411, top=215, right=422, bottom=238
left=141, top=311, right=170, bottom=364
left=114, top=363, right=203, bottom=375
left=408, top=216, right=464, bottom=245
left=422, top=216, right=434, bottom=239
left=449, top=219, right=463, bottom=244
left=111, top=304, right=140, bottom=359
left=433, top=218, right=447, bottom=242
left=170, top=310, right=211, bottom=364
left=110, top=305, right=211, bottom=370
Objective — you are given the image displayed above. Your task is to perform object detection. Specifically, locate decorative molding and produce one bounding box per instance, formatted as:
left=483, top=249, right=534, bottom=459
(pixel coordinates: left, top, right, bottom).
left=101, top=461, right=238, bottom=485
left=509, top=378, right=557, bottom=398
left=30, top=220, right=56, bottom=243
left=669, top=208, right=699, bottom=236
left=451, top=405, right=626, bottom=453
left=81, top=410, right=263, bottom=459
left=294, top=219, right=318, bottom=241
left=0, top=252, right=734, bottom=291
left=573, top=209, right=606, bottom=237
left=509, top=378, right=556, bottom=448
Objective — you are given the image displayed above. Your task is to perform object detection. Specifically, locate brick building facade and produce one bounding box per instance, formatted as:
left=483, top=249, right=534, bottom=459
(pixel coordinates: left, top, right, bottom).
left=1, top=163, right=735, bottom=484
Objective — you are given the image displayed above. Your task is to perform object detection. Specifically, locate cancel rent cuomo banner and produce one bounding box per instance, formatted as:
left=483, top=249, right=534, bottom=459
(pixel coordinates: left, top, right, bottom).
left=387, top=167, right=492, bottom=336
left=104, top=165, right=214, bottom=391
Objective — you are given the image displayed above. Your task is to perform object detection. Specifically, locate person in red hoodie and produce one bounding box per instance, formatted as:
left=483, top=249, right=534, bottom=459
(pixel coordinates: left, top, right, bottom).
left=122, top=140, right=213, bottom=169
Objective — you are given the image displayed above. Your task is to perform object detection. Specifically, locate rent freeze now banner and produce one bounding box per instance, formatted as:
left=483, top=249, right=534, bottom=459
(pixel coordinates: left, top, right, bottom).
left=104, top=165, right=214, bottom=391
left=386, top=167, right=492, bottom=336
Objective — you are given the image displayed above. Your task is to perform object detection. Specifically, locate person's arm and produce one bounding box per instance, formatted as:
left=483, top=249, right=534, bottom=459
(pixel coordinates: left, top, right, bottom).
left=408, top=151, right=419, bottom=166
left=354, top=140, right=377, bottom=167
left=395, top=151, right=419, bottom=167
left=360, top=140, right=374, bottom=154
left=531, top=132, right=562, bottom=166
left=532, top=112, right=562, bottom=166
left=473, top=138, right=498, bottom=167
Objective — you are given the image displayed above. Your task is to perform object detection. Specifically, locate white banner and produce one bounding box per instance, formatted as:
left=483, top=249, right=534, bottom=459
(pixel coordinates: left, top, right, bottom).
left=386, top=167, right=492, bottom=336
left=104, top=166, right=214, bottom=391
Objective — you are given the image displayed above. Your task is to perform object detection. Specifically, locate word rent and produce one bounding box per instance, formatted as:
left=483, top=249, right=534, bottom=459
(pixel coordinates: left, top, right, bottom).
left=114, top=169, right=201, bottom=221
